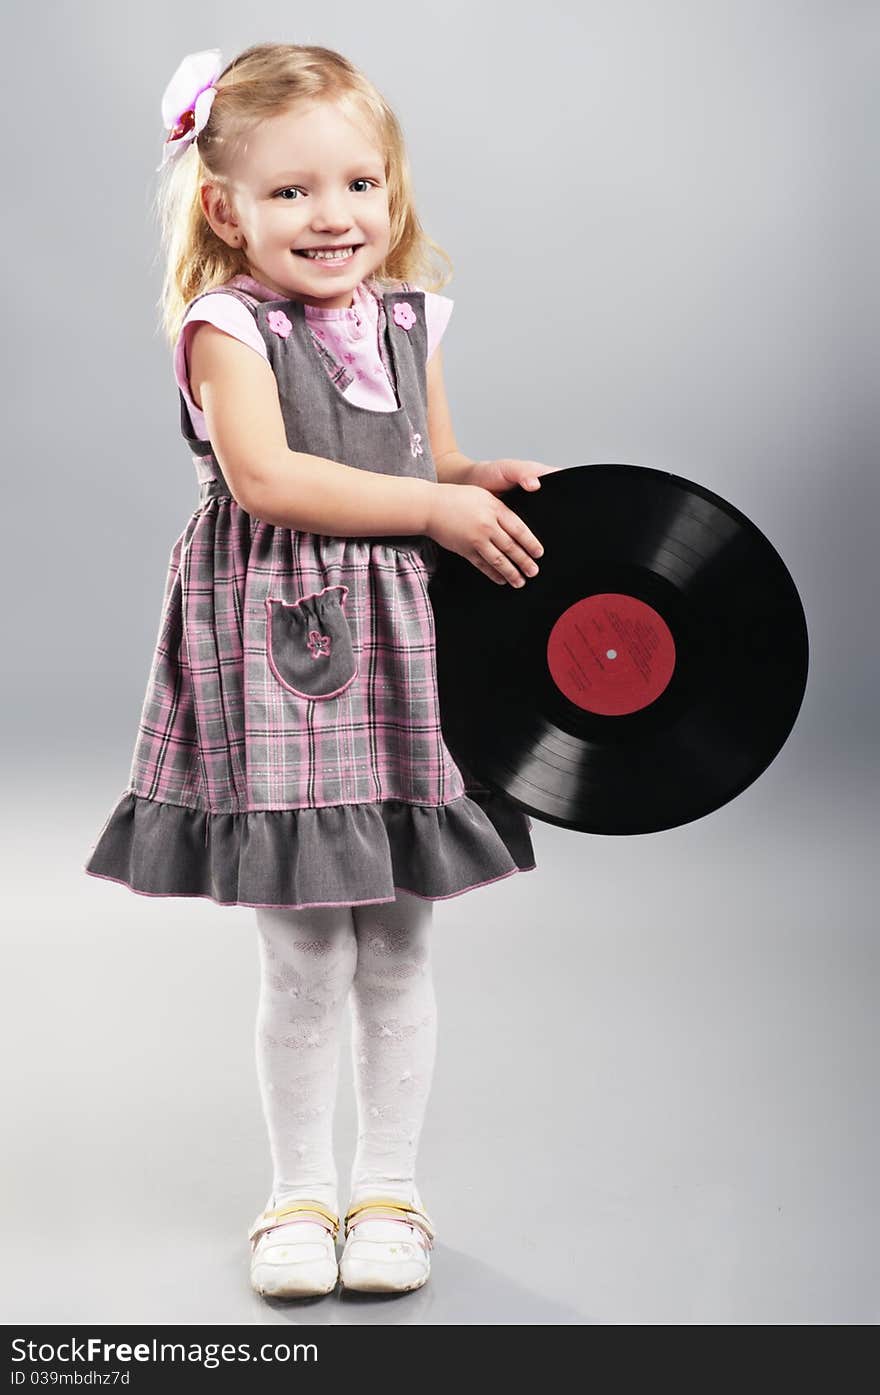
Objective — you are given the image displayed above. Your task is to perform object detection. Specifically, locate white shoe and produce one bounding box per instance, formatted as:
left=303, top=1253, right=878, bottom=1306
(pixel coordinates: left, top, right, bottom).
left=339, top=1196, right=435, bottom=1293
left=248, top=1199, right=340, bottom=1298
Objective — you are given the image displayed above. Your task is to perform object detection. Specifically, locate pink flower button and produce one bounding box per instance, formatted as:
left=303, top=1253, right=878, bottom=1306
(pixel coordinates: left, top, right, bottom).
left=307, top=629, right=331, bottom=659
left=267, top=310, right=292, bottom=339
left=392, top=300, right=416, bottom=331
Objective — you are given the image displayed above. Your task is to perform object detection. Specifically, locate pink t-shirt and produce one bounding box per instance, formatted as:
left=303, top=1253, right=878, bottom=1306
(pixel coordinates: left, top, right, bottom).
left=174, top=273, right=453, bottom=440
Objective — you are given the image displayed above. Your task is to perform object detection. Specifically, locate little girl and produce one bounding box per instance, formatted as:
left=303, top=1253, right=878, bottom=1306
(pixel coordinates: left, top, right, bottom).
left=84, top=41, right=552, bottom=1299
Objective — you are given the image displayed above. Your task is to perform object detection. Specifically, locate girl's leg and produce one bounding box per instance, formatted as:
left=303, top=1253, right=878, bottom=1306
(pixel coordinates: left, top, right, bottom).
left=348, top=890, right=438, bottom=1211
left=253, top=904, right=358, bottom=1216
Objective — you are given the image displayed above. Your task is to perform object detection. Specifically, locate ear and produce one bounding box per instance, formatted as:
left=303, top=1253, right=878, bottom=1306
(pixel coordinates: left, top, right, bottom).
left=200, top=181, right=244, bottom=250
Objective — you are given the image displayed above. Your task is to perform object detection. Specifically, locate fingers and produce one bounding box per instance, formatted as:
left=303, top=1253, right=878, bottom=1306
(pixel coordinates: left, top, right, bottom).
left=471, top=545, right=541, bottom=587
left=493, top=510, right=544, bottom=585
left=504, top=513, right=544, bottom=563
left=467, top=498, right=547, bottom=588
left=479, top=529, right=544, bottom=588
left=471, top=556, right=507, bottom=585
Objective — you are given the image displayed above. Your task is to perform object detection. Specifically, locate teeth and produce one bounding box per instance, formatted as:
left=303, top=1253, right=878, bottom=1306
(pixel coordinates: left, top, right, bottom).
left=301, top=246, right=356, bottom=260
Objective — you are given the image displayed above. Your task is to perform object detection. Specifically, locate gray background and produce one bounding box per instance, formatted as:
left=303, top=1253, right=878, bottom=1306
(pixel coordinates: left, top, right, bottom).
left=2, top=0, right=878, bottom=1324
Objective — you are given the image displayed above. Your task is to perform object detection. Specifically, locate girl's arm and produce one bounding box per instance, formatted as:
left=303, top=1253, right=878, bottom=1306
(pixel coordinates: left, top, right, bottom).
left=426, top=346, right=478, bottom=485
left=425, top=343, right=559, bottom=497
left=189, top=322, right=433, bottom=535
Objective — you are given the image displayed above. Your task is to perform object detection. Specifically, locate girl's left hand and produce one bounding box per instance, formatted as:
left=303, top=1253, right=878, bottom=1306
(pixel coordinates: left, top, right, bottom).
left=467, top=459, right=563, bottom=496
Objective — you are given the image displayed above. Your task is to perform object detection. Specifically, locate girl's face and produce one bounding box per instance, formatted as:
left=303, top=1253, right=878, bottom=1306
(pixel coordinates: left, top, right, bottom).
left=206, top=100, right=391, bottom=309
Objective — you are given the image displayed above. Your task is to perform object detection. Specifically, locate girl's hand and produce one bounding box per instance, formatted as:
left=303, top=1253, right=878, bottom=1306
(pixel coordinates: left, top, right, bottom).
left=466, top=458, right=563, bottom=496
left=425, top=483, right=544, bottom=588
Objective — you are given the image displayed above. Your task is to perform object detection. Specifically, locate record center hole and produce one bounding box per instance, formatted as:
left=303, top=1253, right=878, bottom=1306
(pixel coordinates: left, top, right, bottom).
left=606, top=649, right=618, bottom=660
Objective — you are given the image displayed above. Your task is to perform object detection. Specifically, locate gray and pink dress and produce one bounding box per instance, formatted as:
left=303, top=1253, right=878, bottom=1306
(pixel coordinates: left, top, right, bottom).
left=84, top=274, right=536, bottom=908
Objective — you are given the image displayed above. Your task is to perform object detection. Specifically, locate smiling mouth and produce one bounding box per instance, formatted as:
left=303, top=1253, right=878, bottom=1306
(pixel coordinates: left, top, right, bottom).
left=293, top=245, right=362, bottom=260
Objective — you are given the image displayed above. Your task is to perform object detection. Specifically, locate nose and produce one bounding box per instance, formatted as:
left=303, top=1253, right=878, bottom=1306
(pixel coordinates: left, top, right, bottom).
left=311, top=188, right=356, bottom=234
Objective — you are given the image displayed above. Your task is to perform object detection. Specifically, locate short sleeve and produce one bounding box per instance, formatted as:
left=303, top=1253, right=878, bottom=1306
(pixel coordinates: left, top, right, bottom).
left=173, top=292, right=269, bottom=436
left=422, top=290, right=454, bottom=363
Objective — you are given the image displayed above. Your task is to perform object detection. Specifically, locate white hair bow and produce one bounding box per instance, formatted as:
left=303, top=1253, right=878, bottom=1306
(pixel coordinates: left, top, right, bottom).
left=157, top=48, right=223, bottom=171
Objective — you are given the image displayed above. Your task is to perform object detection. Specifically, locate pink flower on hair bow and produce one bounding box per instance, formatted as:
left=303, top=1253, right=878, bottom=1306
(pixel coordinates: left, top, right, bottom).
left=392, top=301, right=416, bottom=331
left=156, top=48, right=223, bottom=171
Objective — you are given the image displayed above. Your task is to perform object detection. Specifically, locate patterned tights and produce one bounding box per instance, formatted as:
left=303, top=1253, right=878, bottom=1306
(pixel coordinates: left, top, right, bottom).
left=253, top=890, right=436, bottom=1219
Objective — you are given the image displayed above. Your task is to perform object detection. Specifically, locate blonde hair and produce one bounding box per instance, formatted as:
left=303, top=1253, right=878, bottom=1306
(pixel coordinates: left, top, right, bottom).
left=153, top=42, right=454, bottom=350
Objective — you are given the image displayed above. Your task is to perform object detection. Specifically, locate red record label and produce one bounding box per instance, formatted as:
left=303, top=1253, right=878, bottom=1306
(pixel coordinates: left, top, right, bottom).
left=546, top=593, right=676, bottom=715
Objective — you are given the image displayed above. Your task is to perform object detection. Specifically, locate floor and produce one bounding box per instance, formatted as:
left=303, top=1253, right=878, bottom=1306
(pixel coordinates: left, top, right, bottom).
left=2, top=758, right=877, bottom=1324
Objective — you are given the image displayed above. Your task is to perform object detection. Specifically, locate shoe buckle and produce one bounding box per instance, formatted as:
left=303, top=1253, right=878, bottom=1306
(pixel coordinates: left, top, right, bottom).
left=248, top=1200, right=340, bottom=1244
left=343, top=1197, right=435, bottom=1249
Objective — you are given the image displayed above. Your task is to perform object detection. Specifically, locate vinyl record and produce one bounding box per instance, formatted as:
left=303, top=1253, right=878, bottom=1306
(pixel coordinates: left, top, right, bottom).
left=428, top=464, right=809, bottom=835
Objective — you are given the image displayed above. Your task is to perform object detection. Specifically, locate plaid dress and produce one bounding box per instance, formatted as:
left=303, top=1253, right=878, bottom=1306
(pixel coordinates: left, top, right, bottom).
left=84, top=280, right=536, bottom=908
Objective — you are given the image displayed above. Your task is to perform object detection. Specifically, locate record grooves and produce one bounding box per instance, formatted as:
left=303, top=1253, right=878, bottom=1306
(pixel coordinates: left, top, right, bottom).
left=428, top=464, right=809, bottom=835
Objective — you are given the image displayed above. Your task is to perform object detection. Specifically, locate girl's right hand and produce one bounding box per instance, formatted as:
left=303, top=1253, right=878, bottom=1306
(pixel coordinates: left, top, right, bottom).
left=424, top=483, right=544, bottom=588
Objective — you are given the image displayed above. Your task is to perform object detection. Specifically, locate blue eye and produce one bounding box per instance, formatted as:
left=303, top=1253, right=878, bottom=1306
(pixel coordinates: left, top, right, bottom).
left=274, top=179, right=377, bottom=200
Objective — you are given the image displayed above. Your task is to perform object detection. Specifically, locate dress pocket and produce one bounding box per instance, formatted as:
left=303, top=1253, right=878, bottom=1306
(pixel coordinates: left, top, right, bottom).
left=265, top=584, right=359, bottom=700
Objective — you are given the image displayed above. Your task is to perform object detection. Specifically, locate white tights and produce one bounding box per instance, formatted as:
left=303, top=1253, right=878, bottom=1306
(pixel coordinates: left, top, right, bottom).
left=253, top=890, right=436, bottom=1219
